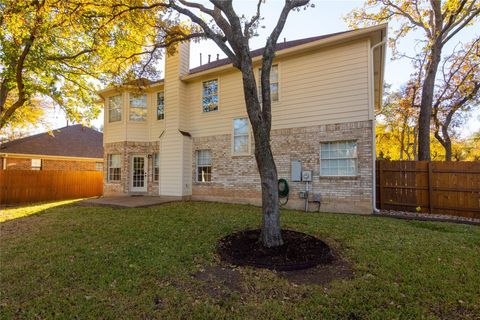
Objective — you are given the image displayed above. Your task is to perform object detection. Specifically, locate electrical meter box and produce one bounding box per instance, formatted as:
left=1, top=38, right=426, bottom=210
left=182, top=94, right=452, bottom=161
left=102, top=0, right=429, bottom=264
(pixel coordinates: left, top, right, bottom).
left=291, top=160, right=302, bottom=182
left=302, top=170, right=312, bottom=182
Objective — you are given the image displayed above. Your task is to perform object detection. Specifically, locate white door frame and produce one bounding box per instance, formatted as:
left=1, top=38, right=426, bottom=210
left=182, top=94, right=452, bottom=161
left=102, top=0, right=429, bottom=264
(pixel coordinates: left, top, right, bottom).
left=130, top=154, right=148, bottom=193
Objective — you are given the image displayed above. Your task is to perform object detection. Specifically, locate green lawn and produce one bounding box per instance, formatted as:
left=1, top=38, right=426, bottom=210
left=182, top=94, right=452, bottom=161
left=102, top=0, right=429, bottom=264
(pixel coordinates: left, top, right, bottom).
left=1, top=201, right=479, bottom=319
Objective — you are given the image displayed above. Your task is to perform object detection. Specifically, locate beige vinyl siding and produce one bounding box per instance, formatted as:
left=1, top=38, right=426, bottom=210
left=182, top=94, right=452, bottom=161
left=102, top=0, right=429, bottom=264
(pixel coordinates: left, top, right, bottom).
left=186, top=40, right=369, bottom=137
left=159, top=42, right=191, bottom=196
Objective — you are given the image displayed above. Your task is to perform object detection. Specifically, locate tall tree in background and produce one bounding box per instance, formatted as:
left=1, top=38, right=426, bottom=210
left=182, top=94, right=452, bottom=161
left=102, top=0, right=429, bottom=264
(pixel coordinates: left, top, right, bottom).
left=432, top=39, right=480, bottom=160
left=347, top=0, right=480, bottom=160
left=379, top=81, right=420, bottom=160
left=0, top=0, right=171, bottom=132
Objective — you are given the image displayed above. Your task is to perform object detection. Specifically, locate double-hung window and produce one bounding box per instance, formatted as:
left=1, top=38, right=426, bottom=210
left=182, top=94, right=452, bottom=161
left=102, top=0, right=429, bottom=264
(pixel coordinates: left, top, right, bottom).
left=129, top=93, right=147, bottom=121
left=320, top=141, right=357, bottom=177
left=31, top=159, right=42, bottom=170
left=153, top=153, right=159, bottom=182
left=202, top=79, right=218, bottom=112
left=196, top=150, right=212, bottom=182
left=258, top=65, right=279, bottom=102
left=157, top=92, right=165, bottom=120
left=108, top=95, right=122, bottom=123
left=108, top=154, right=121, bottom=182
left=233, top=118, right=249, bottom=155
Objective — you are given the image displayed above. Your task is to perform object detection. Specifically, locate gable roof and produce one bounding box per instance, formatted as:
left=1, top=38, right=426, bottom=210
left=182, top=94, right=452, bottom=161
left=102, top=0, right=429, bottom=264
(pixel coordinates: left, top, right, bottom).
left=189, top=30, right=352, bottom=74
left=0, top=124, right=103, bottom=159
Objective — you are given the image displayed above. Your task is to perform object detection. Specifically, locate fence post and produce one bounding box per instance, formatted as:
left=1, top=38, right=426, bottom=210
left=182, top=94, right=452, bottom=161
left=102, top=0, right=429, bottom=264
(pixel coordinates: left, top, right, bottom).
left=428, top=161, right=434, bottom=214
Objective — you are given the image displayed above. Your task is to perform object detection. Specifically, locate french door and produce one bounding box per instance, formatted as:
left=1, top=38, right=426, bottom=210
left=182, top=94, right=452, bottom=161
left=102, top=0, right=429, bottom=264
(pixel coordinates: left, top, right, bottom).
left=130, top=155, right=148, bottom=192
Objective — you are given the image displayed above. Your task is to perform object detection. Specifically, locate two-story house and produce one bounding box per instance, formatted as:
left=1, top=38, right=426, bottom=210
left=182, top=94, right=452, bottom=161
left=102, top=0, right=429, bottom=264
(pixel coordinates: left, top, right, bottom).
left=97, top=24, right=386, bottom=214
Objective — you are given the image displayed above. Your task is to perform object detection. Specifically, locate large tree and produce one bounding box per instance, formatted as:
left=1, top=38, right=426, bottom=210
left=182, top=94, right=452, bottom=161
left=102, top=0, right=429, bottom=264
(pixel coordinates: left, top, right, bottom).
left=347, top=0, right=480, bottom=160
left=432, top=39, right=480, bottom=160
left=0, top=0, right=167, bottom=131
left=114, top=0, right=311, bottom=247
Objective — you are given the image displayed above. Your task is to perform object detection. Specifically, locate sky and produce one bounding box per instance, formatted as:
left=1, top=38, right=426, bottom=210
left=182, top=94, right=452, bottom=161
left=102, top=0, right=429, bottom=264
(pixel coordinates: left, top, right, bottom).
left=43, top=0, right=479, bottom=137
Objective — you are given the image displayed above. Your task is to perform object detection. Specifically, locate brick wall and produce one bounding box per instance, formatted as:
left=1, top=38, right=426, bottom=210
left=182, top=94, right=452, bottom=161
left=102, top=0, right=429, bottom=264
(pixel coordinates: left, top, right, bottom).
left=192, top=120, right=373, bottom=214
left=42, top=159, right=99, bottom=171
left=1, top=157, right=101, bottom=171
left=103, top=141, right=159, bottom=196
left=1, top=158, right=31, bottom=170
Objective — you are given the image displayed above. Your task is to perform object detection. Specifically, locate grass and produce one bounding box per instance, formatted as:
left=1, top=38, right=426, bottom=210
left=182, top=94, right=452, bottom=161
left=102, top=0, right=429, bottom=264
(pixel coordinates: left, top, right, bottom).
left=1, top=201, right=479, bottom=319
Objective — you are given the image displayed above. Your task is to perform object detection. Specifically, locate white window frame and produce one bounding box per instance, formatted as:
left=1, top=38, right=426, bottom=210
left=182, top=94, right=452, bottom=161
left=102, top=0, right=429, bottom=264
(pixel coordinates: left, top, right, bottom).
left=108, top=95, right=122, bottom=123
left=128, top=93, right=147, bottom=121
left=320, top=140, right=358, bottom=177
left=31, top=159, right=42, bottom=170
left=202, top=79, right=219, bottom=113
left=156, top=92, right=165, bottom=120
left=95, top=162, right=103, bottom=172
left=196, top=150, right=212, bottom=182
left=258, top=64, right=280, bottom=103
left=232, top=117, right=251, bottom=156
left=107, top=154, right=122, bottom=182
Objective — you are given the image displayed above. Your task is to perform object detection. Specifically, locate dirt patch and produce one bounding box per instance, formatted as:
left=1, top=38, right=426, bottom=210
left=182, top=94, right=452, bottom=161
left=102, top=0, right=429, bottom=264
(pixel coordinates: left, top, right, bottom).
left=217, top=229, right=333, bottom=271
left=279, top=256, right=353, bottom=286
left=192, top=265, right=244, bottom=298
left=0, top=215, right=50, bottom=239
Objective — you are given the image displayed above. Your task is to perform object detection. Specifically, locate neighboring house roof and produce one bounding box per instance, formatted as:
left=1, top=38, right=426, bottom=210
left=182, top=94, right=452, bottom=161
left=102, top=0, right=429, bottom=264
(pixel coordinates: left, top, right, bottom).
left=0, top=124, right=103, bottom=159
left=189, top=30, right=351, bottom=74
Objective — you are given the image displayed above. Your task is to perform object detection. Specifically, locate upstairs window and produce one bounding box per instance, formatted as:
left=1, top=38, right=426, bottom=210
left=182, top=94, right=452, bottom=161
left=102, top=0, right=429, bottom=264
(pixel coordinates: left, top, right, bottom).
left=31, top=159, right=42, bottom=170
left=157, top=92, right=165, bottom=120
left=129, top=93, right=147, bottom=121
left=202, top=79, right=218, bottom=112
left=258, top=64, right=279, bottom=102
left=108, top=154, right=121, bottom=181
left=320, top=141, right=357, bottom=177
left=196, top=150, right=212, bottom=182
left=233, top=118, right=250, bottom=155
left=153, top=153, right=159, bottom=182
left=108, top=95, right=122, bottom=123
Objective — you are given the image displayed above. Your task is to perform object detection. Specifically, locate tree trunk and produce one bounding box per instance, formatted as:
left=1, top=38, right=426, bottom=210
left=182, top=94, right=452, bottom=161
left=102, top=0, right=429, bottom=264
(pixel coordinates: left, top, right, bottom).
left=239, top=58, right=283, bottom=248
left=442, top=125, right=452, bottom=161
left=418, top=42, right=443, bottom=161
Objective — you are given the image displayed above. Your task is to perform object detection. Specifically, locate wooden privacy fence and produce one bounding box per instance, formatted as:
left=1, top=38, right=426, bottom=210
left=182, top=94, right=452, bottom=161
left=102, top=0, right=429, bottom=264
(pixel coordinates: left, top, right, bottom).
left=376, top=160, right=480, bottom=219
left=0, top=170, right=103, bottom=205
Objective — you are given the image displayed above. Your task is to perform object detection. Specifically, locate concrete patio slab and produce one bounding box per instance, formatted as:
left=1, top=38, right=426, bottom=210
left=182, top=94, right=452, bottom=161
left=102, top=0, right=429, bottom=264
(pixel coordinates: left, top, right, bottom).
left=78, top=196, right=183, bottom=208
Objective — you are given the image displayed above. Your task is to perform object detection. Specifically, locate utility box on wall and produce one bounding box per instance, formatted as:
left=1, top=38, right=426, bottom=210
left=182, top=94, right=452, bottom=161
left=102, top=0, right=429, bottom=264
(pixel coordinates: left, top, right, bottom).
left=291, top=160, right=302, bottom=182
left=302, top=170, right=312, bottom=182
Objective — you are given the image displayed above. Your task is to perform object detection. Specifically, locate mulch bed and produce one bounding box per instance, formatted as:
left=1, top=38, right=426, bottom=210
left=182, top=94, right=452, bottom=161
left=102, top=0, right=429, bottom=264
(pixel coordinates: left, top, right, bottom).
left=217, top=229, right=333, bottom=271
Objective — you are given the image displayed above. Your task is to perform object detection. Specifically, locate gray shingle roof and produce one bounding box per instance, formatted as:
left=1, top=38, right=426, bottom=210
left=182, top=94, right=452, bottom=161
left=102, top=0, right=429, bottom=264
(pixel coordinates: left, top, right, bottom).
left=0, top=124, right=103, bottom=159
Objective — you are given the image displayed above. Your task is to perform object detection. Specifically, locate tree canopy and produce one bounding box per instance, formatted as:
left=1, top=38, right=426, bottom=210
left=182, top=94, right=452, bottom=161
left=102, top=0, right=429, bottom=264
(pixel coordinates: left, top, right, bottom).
left=0, top=0, right=173, bottom=132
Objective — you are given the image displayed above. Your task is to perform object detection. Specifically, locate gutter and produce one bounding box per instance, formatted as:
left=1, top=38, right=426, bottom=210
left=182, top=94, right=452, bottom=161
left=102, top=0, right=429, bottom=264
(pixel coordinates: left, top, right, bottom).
left=370, top=31, right=387, bottom=214
left=0, top=152, right=103, bottom=162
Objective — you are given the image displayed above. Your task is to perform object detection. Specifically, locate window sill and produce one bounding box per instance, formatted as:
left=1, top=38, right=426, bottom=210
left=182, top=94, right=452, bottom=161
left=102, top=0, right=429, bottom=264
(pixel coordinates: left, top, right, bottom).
left=231, top=152, right=252, bottom=157
left=319, top=175, right=360, bottom=180
left=106, top=180, right=121, bottom=184
left=193, top=181, right=214, bottom=185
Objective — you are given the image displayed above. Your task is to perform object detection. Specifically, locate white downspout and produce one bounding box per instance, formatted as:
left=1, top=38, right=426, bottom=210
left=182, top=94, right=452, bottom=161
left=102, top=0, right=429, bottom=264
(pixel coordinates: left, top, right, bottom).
left=370, top=35, right=387, bottom=214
